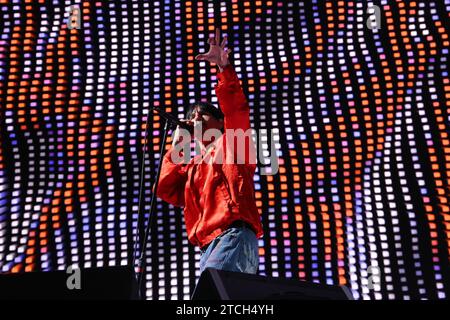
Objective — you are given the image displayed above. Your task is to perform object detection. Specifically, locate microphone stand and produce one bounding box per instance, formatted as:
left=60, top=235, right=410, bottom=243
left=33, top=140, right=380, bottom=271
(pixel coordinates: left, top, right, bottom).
left=132, top=107, right=182, bottom=300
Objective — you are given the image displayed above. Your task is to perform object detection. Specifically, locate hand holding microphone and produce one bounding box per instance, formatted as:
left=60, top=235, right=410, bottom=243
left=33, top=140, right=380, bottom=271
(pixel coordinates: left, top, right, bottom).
left=172, top=119, right=194, bottom=148
left=152, top=107, right=194, bottom=132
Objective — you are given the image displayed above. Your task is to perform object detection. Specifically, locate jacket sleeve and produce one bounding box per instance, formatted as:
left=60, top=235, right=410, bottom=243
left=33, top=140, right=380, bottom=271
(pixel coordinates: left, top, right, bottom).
left=155, top=147, right=188, bottom=207
left=215, top=64, right=256, bottom=168
left=214, top=64, right=250, bottom=131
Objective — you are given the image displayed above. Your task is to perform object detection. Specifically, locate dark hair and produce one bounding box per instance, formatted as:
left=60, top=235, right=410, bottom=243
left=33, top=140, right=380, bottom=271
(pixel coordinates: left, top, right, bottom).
left=186, top=101, right=224, bottom=121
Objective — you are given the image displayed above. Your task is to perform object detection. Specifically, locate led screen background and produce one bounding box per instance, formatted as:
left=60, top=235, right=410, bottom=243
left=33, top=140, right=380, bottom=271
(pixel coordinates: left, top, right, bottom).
left=0, top=0, right=449, bottom=300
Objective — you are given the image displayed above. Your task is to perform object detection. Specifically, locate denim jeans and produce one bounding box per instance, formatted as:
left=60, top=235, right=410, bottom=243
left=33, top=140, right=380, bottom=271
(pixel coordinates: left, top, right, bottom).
left=199, top=226, right=259, bottom=275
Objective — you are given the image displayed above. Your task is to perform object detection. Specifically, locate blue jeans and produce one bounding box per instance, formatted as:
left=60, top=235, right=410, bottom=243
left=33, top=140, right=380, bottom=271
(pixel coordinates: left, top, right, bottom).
left=199, top=226, right=259, bottom=275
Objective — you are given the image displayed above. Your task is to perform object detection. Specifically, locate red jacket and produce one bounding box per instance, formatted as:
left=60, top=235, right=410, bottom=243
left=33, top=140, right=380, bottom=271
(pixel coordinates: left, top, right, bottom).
left=156, top=64, right=263, bottom=248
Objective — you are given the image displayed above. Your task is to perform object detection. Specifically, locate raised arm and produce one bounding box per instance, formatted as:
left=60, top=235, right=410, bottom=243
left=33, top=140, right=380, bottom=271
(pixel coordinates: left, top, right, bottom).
left=195, top=28, right=255, bottom=166
left=195, top=28, right=249, bottom=128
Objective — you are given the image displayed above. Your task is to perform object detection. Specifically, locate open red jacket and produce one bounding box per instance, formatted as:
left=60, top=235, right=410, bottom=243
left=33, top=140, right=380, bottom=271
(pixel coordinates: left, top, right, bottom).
left=156, top=64, right=263, bottom=248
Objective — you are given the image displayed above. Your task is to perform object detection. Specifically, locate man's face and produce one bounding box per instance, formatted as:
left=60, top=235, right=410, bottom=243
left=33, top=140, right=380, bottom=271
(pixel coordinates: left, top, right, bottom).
left=190, top=107, right=223, bottom=133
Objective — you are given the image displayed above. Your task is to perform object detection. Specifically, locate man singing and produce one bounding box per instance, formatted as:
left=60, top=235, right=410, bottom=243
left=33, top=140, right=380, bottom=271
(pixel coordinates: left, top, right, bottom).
left=156, top=28, right=263, bottom=275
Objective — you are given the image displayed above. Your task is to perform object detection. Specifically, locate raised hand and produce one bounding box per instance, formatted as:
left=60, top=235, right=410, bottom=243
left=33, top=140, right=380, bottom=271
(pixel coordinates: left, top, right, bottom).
left=195, top=28, right=231, bottom=72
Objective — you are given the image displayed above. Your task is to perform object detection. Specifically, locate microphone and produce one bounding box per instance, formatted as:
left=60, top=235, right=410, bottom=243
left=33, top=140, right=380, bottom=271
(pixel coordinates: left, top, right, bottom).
left=152, top=107, right=193, bottom=133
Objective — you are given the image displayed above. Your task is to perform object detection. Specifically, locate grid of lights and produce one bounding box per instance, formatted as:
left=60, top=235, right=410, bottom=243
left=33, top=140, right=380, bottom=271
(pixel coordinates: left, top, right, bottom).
left=0, top=0, right=449, bottom=300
